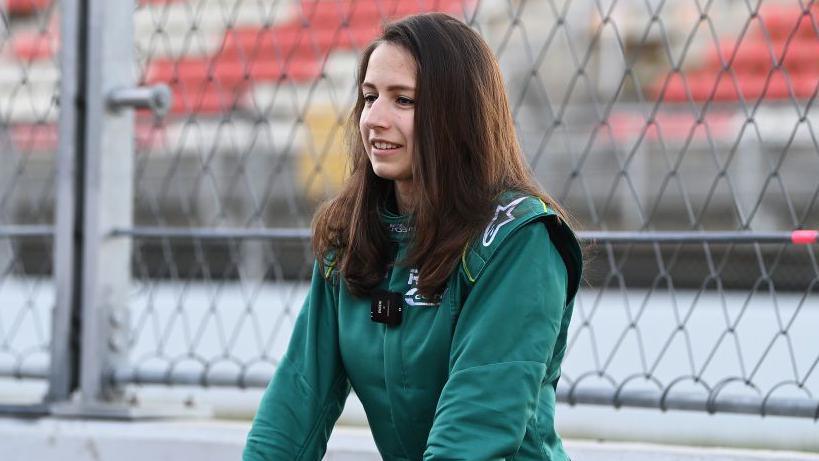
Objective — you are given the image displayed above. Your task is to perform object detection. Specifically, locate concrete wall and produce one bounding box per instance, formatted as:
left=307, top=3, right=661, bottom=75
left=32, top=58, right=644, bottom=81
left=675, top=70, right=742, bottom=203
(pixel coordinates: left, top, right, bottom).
left=1, top=417, right=819, bottom=461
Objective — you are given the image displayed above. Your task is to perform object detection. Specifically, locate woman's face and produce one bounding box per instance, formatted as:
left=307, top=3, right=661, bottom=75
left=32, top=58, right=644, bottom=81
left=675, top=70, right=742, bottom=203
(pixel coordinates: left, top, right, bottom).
left=359, top=43, right=417, bottom=185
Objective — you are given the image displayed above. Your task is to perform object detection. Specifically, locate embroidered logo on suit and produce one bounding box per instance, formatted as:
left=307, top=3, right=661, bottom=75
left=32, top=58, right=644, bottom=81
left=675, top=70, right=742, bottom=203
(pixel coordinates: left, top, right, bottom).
left=404, top=268, right=439, bottom=306
left=482, top=196, right=528, bottom=247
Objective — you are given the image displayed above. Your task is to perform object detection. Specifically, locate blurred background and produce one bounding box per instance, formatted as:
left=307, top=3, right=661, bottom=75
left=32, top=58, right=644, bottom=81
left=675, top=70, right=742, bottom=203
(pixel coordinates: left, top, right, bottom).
left=0, top=0, right=818, bottom=459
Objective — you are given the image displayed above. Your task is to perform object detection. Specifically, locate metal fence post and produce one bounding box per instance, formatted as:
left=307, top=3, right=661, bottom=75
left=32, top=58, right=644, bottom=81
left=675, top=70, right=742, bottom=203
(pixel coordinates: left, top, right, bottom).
left=48, top=0, right=82, bottom=407
left=50, top=0, right=194, bottom=419
left=78, top=0, right=135, bottom=408
left=51, top=0, right=136, bottom=417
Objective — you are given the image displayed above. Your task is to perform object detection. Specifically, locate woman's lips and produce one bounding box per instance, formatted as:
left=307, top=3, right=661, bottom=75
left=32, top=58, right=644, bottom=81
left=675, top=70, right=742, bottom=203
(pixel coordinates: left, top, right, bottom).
left=371, top=144, right=403, bottom=156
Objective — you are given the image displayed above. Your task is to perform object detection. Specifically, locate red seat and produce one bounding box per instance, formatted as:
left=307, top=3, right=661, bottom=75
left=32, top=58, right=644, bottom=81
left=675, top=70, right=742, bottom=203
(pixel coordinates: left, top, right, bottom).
left=655, top=3, right=817, bottom=103
left=5, top=0, right=49, bottom=16
left=146, top=0, right=471, bottom=116
left=652, top=73, right=689, bottom=102
left=707, top=40, right=773, bottom=76
left=651, top=70, right=802, bottom=103
left=146, top=55, right=319, bottom=115
left=9, top=122, right=58, bottom=153
left=608, top=110, right=733, bottom=143
left=756, top=72, right=792, bottom=100
left=299, top=3, right=384, bottom=30
left=781, top=40, right=819, bottom=76
left=794, top=73, right=818, bottom=99
left=221, top=23, right=381, bottom=60
left=757, top=5, right=817, bottom=41
left=138, top=0, right=187, bottom=4
left=299, top=0, right=466, bottom=29
left=299, top=0, right=464, bottom=27
left=146, top=55, right=320, bottom=86
left=221, top=25, right=305, bottom=58
left=11, top=31, right=56, bottom=61
left=684, top=72, right=720, bottom=101
left=712, top=72, right=792, bottom=102
left=165, top=82, right=249, bottom=115
left=757, top=6, right=800, bottom=40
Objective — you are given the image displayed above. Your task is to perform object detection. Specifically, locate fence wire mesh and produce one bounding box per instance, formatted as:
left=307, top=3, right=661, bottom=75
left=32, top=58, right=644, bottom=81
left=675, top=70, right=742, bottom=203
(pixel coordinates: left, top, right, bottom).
left=2, top=0, right=818, bottom=418
left=119, top=0, right=819, bottom=417
left=0, top=0, right=58, bottom=391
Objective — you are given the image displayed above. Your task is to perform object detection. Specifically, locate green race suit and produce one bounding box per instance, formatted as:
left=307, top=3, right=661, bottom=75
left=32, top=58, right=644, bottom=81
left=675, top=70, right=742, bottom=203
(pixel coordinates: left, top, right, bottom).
left=244, top=192, right=582, bottom=460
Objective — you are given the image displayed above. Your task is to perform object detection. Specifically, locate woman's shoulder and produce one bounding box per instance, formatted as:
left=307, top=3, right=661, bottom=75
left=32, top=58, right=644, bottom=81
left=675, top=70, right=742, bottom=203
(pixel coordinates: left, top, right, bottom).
left=462, top=191, right=582, bottom=299
left=481, top=191, right=554, bottom=245
left=475, top=191, right=560, bottom=253
left=316, top=248, right=341, bottom=282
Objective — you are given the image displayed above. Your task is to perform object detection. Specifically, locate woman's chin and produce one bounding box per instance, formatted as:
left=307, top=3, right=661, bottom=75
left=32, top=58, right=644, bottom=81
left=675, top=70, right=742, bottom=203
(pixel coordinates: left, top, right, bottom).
left=371, top=167, right=400, bottom=181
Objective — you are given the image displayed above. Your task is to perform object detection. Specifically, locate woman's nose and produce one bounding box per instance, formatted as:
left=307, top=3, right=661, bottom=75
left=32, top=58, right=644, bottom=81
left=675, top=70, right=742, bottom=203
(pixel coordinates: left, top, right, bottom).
left=363, top=99, right=390, bottom=130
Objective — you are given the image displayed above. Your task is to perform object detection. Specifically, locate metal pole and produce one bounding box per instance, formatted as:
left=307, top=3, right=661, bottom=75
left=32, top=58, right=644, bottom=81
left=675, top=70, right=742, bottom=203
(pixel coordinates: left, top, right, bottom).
left=558, top=387, right=819, bottom=419
left=51, top=0, right=136, bottom=417
left=579, top=230, right=819, bottom=245
left=112, top=366, right=274, bottom=389
left=0, top=226, right=54, bottom=238
left=110, top=226, right=313, bottom=240
left=48, top=0, right=83, bottom=405
left=50, top=0, right=204, bottom=420
left=78, top=0, right=135, bottom=407
left=107, top=227, right=819, bottom=245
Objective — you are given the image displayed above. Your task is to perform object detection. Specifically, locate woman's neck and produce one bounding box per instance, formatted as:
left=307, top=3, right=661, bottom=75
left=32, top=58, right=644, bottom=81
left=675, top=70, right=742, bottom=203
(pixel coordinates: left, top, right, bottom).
left=394, top=180, right=415, bottom=214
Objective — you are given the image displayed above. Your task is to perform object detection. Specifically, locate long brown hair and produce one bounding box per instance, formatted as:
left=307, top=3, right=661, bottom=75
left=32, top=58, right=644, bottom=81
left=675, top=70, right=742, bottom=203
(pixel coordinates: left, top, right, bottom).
left=312, top=13, right=567, bottom=298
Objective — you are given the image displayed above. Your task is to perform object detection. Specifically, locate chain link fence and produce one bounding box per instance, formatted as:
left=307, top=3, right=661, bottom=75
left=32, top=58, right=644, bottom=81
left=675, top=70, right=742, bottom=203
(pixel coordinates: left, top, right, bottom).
left=1, top=0, right=818, bottom=418
left=0, top=0, right=58, bottom=390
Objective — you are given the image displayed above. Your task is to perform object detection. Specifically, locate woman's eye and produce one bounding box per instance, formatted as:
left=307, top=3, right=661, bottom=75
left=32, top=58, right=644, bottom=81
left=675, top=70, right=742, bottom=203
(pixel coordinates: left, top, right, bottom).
left=363, top=94, right=377, bottom=105
left=396, top=96, right=415, bottom=106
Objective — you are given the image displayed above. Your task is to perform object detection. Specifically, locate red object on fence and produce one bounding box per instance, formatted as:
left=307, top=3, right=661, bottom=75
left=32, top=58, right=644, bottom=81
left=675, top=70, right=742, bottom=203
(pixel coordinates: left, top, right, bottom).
left=791, top=230, right=819, bottom=245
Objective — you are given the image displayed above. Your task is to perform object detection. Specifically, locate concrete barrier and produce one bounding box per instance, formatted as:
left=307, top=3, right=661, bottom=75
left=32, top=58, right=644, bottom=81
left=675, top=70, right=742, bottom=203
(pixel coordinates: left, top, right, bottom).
left=1, top=417, right=818, bottom=461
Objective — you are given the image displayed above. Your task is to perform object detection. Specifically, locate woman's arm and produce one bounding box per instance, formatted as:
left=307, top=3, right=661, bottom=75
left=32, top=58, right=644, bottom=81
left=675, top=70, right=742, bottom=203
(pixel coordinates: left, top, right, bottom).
left=243, top=261, right=350, bottom=461
left=423, top=222, right=568, bottom=460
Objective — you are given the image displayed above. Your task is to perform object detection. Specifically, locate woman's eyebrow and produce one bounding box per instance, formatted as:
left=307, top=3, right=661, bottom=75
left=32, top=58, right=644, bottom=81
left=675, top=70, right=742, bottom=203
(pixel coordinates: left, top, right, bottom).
left=361, top=82, right=416, bottom=92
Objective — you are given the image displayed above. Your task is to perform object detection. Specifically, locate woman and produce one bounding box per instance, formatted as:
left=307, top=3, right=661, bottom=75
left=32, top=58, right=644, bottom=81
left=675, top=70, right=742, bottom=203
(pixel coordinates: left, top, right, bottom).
left=244, top=12, right=582, bottom=461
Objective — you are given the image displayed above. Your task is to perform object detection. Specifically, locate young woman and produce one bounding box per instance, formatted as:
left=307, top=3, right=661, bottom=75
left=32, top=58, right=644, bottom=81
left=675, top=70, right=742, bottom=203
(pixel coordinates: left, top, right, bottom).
left=244, top=13, right=582, bottom=461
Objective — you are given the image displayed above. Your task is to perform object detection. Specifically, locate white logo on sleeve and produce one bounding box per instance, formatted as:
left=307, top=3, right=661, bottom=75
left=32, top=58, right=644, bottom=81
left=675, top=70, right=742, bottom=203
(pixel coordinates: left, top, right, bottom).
left=482, top=196, right=528, bottom=247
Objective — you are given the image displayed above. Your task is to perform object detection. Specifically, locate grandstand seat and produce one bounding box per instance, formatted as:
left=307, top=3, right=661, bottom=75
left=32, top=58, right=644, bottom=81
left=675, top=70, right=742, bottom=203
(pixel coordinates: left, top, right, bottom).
left=221, top=23, right=381, bottom=60
left=147, top=55, right=320, bottom=86
left=4, top=0, right=183, bottom=16
left=683, top=72, right=718, bottom=101
left=781, top=40, right=819, bottom=75
left=706, top=40, right=773, bottom=75
left=5, top=0, right=49, bottom=16
left=794, top=74, right=818, bottom=99
left=299, top=0, right=464, bottom=26
left=147, top=0, right=468, bottom=115
left=655, top=3, right=817, bottom=103
left=608, top=110, right=733, bottom=142
left=146, top=54, right=319, bottom=114
left=757, top=5, right=817, bottom=41
left=166, top=82, right=249, bottom=115
left=653, top=73, right=689, bottom=102
left=11, top=31, right=56, bottom=61
left=9, top=122, right=57, bottom=153
left=756, top=71, right=792, bottom=100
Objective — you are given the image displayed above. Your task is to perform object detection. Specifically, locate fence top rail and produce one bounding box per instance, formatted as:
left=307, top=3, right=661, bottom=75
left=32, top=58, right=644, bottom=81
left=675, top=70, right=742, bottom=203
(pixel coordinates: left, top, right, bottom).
left=107, top=227, right=819, bottom=245
left=4, top=226, right=814, bottom=245
left=0, top=225, right=54, bottom=238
